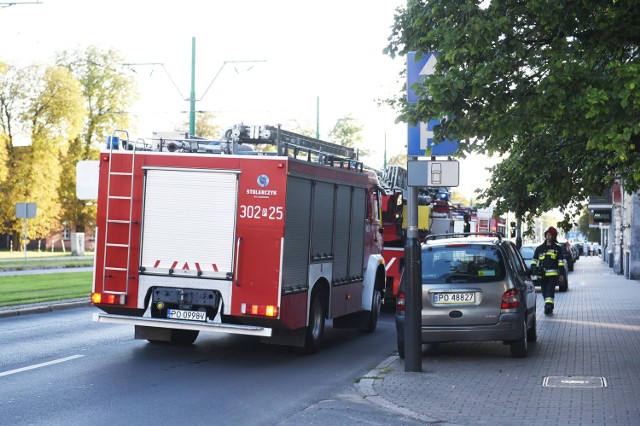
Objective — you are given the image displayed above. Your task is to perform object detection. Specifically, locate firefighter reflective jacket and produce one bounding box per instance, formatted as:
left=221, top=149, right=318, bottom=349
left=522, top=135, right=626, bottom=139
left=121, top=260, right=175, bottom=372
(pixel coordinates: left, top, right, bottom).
left=532, top=242, right=566, bottom=277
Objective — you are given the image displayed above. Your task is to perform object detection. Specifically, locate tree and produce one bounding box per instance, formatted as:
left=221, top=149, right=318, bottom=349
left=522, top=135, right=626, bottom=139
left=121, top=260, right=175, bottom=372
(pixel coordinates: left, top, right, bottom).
left=0, top=64, right=86, bottom=244
left=386, top=152, right=407, bottom=167
left=385, top=1, right=640, bottom=228
left=450, top=190, right=475, bottom=206
left=179, top=111, right=222, bottom=139
left=56, top=46, right=137, bottom=157
left=329, top=114, right=370, bottom=157
left=55, top=46, right=138, bottom=237
left=578, top=207, right=602, bottom=242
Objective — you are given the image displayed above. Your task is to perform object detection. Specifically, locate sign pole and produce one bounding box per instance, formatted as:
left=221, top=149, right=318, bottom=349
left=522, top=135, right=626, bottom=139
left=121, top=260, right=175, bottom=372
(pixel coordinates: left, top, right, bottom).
left=23, top=218, right=27, bottom=261
left=404, top=181, right=423, bottom=372
left=404, top=52, right=460, bottom=372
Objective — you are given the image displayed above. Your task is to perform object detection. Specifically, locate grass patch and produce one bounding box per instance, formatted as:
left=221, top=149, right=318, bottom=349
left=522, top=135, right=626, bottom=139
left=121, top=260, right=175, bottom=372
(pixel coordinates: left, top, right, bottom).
left=0, top=272, right=92, bottom=307
left=0, top=251, right=95, bottom=260
left=0, top=258, right=94, bottom=270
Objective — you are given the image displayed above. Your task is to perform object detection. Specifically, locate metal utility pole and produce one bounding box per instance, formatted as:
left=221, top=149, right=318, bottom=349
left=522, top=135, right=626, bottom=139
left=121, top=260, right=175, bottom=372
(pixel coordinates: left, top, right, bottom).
left=404, top=184, right=423, bottom=372
left=316, top=96, right=320, bottom=139
left=189, top=37, right=197, bottom=136
left=127, top=39, right=264, bottom=137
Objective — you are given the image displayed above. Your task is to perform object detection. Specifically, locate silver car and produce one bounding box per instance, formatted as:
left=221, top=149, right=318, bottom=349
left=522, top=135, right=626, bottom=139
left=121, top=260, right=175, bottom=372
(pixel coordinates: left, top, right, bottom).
left=396, top=233, right=537, bottom=358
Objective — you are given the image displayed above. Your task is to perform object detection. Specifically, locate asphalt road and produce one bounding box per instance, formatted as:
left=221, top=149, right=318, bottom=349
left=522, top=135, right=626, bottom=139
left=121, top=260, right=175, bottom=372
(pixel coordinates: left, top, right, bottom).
left=0, top=306, right=413, bottom=426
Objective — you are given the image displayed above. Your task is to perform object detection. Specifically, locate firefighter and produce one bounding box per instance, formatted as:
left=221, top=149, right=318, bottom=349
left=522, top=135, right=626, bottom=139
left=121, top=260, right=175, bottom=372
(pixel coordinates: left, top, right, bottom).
left=463, top=213, right=471, bottom=233
left=532, top=226, right=566, bottom=314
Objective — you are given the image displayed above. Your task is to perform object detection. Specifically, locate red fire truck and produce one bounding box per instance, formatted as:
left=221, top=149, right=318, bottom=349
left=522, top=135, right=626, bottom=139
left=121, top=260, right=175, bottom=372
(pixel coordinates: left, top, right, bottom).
left=91, top=125, right=386, bottom=353
left=378, top=165, right=451, bottom=300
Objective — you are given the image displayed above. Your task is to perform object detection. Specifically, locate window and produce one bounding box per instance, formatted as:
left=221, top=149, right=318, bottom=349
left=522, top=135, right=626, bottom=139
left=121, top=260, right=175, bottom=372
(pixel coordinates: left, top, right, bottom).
left=421, top=245, right=505, bottom=283
left=62, top=222, right=70, bottom=240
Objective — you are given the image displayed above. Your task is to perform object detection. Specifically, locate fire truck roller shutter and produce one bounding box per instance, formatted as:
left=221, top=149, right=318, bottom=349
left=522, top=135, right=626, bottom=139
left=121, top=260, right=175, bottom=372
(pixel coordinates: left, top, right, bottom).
left=333, top=185, right=351, bottom=282
left=139, top=168, right=238, bottom=278
left=282, top=177, right=312, bottom=292
left=349, top=187, right=365, bottom=278
left=311, top=182, right=335, bottom=260
left=333, top=185, right=366, bottom=282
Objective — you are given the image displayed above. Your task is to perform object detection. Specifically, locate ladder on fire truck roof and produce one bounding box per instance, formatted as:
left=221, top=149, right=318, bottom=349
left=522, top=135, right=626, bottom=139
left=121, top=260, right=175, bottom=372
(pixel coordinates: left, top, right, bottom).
left=226, top=124, right=363, bottom=171
left=101, top=129, right=136, bottom=297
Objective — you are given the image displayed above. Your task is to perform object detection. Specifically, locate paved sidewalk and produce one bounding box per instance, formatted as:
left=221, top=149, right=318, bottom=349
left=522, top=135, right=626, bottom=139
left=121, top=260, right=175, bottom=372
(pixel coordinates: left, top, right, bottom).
left=359, top=256, right=640, bottom=425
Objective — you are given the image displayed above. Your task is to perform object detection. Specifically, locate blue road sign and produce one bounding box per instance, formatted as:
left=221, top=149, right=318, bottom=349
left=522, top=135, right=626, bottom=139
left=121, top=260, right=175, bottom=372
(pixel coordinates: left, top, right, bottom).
left=406, top=51, right=458, bottom=156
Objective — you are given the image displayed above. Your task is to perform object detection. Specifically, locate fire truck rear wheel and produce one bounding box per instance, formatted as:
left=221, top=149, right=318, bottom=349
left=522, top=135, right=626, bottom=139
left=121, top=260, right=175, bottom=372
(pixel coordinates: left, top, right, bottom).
left=360, top=289, right=382, bottom=332
left=301, top=292, right=325, bottom=354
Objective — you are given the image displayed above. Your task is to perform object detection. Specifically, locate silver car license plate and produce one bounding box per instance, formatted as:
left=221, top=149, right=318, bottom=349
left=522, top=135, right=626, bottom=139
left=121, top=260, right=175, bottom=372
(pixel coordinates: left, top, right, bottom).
left=433, top=292, right=475, bottom=304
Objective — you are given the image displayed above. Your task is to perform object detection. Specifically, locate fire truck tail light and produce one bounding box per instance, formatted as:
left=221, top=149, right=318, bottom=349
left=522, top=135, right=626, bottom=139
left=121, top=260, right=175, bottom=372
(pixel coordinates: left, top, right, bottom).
left=91, top=292, right=126, bottom=305
left=241, top=303, right=279, bottom=317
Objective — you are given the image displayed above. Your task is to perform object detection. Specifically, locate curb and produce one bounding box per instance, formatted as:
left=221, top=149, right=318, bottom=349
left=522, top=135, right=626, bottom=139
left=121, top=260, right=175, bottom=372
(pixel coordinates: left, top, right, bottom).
left=0, top=299, right=91, bottom=319
left=358, top=355, right=442, bottom=424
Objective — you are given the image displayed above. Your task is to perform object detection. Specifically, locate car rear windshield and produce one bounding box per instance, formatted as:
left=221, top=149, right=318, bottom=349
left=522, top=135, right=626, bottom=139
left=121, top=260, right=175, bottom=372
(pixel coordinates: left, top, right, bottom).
left=520, top=247, right=535, bottom=260
left=421, top=244, right=506, bottom=283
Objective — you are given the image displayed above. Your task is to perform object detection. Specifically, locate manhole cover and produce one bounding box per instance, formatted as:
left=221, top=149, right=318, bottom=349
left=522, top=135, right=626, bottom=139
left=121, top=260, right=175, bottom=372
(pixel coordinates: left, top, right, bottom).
left=543, top=376, right=607, bottom=388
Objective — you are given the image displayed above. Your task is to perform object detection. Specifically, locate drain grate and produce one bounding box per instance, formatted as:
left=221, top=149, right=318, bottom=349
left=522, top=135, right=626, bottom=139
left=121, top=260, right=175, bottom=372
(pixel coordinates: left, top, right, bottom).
left=543, top=376, right=607, bottom=388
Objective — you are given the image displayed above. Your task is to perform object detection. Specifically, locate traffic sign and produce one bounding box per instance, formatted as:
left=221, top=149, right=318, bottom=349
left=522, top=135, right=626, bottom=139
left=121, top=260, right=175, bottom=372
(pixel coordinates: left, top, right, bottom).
left=407, top=159, right=459, bottom=187
left=16, top=202, right=37, bottom=219
left=406, top=52, right=458, bottom=156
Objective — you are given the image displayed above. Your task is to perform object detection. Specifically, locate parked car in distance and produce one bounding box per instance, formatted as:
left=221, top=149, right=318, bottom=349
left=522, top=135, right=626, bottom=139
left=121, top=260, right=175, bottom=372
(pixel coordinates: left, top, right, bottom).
left=558, top=241, right=574, bottom=272
left=396, top=232, right=537, bottom=359
left=519, top=243, right=569, bottom=292
left=571, top=243, right=580, bottom=261
left=519, top=244, right=537, bottom=269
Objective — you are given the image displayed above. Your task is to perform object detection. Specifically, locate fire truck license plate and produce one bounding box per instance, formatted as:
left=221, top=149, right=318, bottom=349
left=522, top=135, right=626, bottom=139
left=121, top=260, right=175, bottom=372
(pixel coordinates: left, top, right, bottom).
left=167, top=309, right=206, bottom=322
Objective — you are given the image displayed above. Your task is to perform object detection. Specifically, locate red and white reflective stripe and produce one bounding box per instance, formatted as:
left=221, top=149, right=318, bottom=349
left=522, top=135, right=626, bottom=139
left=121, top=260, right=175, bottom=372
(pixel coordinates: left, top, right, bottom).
left=151, top=260, right=219, bottom=272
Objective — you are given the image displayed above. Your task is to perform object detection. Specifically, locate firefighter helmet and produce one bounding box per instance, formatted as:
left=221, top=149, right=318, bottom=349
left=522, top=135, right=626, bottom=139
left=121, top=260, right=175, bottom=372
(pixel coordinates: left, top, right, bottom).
left=545, top=226, right=558, bottom=238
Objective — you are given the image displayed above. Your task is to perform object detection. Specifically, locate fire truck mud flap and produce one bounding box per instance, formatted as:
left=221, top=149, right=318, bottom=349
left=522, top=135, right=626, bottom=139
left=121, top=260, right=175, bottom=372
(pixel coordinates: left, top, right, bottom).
left=92, top=313, right=272, bottom=337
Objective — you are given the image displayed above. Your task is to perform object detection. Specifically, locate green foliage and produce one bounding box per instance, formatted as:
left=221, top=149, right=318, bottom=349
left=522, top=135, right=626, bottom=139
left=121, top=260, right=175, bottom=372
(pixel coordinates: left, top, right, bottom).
left=386, top=152, right=407, bottom=167
left=385, top=1, right=640, bottom=226
left=179, top=111, right=222, bottom=139
left=329, top=114, right=369, bottom=157
left=329, top=114, right=362, bottom=147
left=578, top=207, right=604, bottom=241
left=0, top=64, right=86, bottom=241
left=0, top=46, right=138, bottom=243
left=55, top=46, right=138, bottom=235
left=56, top=46, right=137, bottom=156
left=450, top=190, right=475, bottom=206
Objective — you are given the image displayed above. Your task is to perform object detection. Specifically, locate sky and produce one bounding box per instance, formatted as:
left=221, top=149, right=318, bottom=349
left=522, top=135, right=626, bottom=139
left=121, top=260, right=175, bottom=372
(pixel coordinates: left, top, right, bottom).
left=0, top=0, right=493, bottom=199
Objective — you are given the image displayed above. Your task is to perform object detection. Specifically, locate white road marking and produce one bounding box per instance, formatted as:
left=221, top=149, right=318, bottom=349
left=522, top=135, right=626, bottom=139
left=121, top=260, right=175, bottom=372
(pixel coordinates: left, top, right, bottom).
left=0, top=355, right=85, bottom=378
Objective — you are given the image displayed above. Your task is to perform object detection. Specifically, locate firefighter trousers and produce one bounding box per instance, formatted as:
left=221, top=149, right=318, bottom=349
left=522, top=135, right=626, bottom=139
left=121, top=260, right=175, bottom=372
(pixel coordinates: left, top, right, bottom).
left=540, top=276, right=558, bottom=303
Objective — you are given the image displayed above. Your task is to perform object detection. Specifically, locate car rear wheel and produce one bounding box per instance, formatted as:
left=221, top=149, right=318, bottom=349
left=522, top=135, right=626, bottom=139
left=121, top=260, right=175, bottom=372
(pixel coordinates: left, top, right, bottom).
left=509, top=320, right=528, bottom=358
